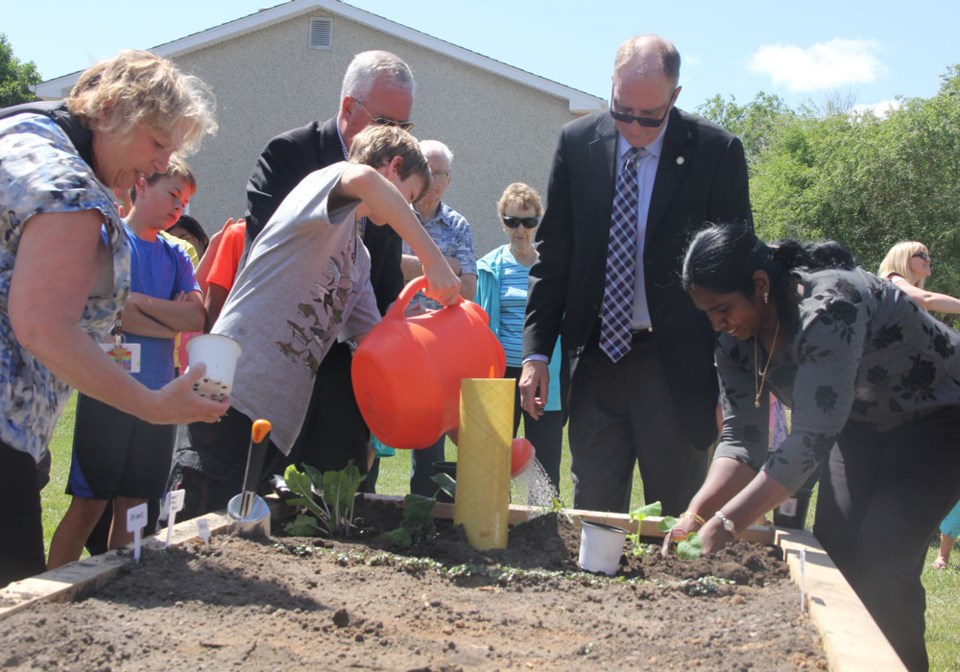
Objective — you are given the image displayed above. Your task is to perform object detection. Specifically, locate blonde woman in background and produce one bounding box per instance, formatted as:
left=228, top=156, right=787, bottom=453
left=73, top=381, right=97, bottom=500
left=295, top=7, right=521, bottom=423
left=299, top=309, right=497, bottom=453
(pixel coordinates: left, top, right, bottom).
left=877, top=240, right=960, bottom=313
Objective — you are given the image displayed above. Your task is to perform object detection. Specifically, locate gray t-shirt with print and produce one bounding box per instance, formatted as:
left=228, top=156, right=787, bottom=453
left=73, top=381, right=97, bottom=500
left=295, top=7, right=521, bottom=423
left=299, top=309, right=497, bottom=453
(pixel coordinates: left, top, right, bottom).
left=213, top=162, right=379, bottom=454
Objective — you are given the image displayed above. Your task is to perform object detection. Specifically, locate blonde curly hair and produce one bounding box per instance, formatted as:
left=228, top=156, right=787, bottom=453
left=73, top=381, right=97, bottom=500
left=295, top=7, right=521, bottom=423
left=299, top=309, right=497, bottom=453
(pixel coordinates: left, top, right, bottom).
left=66, top=50, right=217, bottom=155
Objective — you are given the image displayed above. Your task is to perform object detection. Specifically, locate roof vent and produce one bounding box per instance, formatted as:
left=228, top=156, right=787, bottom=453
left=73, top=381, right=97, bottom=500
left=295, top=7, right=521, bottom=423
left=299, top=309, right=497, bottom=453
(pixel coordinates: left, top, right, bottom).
left=309, top=17, right=332, bottom=49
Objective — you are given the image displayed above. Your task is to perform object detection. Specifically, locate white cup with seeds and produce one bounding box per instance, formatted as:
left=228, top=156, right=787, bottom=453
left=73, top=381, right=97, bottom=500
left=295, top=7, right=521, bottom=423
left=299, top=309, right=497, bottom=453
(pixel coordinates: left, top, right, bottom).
left=186, top=334, right=242, bottom=402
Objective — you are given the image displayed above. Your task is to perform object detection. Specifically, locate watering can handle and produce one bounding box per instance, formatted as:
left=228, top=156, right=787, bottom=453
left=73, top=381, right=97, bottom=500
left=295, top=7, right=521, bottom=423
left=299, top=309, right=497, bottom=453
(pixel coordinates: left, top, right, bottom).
left=387, top=276, right=462, bottom=320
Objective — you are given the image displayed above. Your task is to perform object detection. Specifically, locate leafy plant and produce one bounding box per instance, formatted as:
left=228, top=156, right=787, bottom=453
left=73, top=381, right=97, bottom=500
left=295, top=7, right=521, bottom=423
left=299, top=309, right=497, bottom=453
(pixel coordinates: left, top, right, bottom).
left=380, top=494, right=437, bottom=548
left=283, top=461, right=366, bottom=537
left=671, top=530, right=704, bottom=560
left=657, top=514, right=704, bottom=560
left=625, top=502, right=702, bottom=559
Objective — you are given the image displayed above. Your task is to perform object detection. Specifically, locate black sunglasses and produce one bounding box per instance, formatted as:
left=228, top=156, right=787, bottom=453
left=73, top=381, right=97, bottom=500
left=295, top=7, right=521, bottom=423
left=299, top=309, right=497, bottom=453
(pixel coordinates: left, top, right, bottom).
left=913, top=251, right=931, bottom=261
left=353, top=98, right=414, bottom=131
left=609, top=87, right=677, bottom=128
left=502, top=216, right=540, bottom=229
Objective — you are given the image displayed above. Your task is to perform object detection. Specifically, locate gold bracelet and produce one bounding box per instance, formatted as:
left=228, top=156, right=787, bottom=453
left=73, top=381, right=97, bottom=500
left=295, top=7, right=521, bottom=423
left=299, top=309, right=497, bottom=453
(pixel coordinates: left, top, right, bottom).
left=680, top=511, right=706, bottom=526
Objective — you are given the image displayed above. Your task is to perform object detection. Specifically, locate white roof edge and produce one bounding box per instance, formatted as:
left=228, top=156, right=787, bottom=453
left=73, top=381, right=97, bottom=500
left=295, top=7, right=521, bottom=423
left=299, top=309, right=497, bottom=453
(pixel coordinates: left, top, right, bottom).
left=35, top=0, right=604, bottom=113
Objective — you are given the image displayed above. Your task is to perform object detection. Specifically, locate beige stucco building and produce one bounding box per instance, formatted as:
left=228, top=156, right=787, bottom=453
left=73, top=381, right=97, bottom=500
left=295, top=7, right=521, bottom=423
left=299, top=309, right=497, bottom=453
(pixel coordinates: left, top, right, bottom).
left=37, top=0, right=603, bottom=257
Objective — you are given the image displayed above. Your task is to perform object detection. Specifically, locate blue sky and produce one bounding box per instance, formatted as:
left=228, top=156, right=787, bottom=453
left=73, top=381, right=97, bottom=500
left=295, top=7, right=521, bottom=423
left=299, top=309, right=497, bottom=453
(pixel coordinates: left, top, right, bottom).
left=5, top=1, right=959, bottom=115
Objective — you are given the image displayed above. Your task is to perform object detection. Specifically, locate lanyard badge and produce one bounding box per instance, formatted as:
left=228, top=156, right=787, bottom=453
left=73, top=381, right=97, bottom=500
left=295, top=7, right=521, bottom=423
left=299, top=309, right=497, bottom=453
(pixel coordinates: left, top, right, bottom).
left=99, top=317, right=141, bottom=373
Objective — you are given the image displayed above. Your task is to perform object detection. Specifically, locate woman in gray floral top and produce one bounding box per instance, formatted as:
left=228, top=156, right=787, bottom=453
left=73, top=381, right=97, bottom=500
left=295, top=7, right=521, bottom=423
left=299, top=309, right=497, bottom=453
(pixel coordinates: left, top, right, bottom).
left=0, top=50, right=225, bottom=588
left=671, top=223, right=960, bottom=671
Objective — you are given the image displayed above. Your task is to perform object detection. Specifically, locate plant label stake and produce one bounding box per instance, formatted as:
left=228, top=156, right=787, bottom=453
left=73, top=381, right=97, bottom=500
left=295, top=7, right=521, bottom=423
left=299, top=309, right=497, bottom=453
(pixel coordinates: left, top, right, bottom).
left=127, top=502, right=148, bottom=564
left=799, top=548, right=807, bottom=613
left=196, top=518, right=211, bottom=545
left=164, top=489, right=186, bottom=548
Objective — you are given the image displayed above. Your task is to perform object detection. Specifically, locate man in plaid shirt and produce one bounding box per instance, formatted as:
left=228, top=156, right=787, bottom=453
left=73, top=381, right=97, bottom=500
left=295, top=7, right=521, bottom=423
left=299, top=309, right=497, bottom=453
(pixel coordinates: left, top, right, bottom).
left=400, top=139, right=477, bottom=495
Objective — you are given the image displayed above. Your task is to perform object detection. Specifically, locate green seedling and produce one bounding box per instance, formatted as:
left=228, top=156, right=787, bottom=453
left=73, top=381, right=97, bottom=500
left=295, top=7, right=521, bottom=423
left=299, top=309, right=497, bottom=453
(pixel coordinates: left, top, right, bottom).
left=624, top=502, right=703, bottom=559
left=380, top=494, right=437, bottom=548
left=283, top=461, right=366, bottom=537
left=657, top=514, right=704, bottom=560
left=625, top=501, right=662, bottom=556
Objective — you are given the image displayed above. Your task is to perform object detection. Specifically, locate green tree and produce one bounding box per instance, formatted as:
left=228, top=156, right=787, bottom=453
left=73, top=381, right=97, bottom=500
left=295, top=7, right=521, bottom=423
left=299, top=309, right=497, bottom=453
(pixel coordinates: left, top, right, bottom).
left=746, top=65, right=960, bottom=307
left=0, top=33, right=41, bottom=107
left=697, top=92, right=796, bottom=163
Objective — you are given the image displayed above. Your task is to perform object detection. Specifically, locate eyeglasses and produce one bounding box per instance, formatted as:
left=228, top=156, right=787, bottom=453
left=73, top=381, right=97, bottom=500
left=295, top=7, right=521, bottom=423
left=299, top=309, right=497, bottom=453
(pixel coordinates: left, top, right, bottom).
left=502, top=215, right=540, bottom=229
left=431, top=170, right=450, bottom=180
left=353, top=98, right=414, bottom=131
left=609, top=87, right=677, bottom=128
left=913, top=252, right=931, bottom=261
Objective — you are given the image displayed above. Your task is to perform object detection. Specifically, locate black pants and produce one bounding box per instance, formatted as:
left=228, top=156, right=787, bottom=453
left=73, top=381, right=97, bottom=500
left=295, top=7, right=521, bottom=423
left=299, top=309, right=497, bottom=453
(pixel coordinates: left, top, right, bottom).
left=0, top=442, right=46, bottom=588
left=814, top=407, right=960, bottom=672
left=286, top=341, right=370, bottom=476
left=568, top=334, right=710, bottom=515
left=409, top=434, right=446, bottom=497
left=168, top=408, right=284, bottom=521
left=505, top=366, right=565, bottom=491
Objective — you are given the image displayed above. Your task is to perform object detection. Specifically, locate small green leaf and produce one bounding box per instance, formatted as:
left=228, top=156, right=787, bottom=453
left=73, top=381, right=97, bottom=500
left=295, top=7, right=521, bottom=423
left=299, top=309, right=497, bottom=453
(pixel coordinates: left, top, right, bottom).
left=677, top=532, right=703, bottom=559
left=657, top=516, right=679, bottom=533
left=431, top=472, right=456, bottom=500
left=284, top=464, right=314, bottom=500
left=284, top=513, right=322, bottom=536
left=629, top=501, right=662, bottom=522
left=303, top=464, right=325, bottom=490
left=379, top=527, right=413, bottom=548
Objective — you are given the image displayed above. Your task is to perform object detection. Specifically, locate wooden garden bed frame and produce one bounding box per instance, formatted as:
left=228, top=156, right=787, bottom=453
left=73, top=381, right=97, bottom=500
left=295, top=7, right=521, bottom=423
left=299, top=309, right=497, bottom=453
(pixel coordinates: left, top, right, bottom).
left=0, top=496, right=905, bottom=671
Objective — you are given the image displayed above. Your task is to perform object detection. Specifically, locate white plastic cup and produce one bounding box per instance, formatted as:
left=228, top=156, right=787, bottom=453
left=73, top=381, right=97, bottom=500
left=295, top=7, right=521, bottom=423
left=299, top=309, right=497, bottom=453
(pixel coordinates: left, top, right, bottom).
left=186, top=334, right=242, bottom=401
left=578, top=521, right=627, bottom=575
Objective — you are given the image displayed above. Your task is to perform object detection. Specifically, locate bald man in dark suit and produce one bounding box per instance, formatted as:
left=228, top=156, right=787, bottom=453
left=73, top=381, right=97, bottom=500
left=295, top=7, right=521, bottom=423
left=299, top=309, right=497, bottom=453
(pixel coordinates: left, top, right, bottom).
left=520, top=35, right=752, bottom=515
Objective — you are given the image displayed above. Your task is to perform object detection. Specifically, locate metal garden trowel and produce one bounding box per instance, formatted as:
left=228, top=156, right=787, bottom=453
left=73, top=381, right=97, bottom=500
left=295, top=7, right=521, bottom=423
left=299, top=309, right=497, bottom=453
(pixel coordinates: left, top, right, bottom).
left=226, top=418, right=272, bottom=536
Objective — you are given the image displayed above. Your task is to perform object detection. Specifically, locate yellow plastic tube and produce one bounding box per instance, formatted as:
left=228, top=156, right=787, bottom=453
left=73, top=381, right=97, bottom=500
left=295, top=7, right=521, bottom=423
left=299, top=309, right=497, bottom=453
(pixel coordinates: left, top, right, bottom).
left=453, top=378, right=513, bottom=550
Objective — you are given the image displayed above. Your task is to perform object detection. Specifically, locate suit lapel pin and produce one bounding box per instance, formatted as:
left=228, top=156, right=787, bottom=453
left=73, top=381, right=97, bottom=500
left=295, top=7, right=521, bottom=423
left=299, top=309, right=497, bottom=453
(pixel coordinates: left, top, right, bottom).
left=676, top=156, right=685, bottom=165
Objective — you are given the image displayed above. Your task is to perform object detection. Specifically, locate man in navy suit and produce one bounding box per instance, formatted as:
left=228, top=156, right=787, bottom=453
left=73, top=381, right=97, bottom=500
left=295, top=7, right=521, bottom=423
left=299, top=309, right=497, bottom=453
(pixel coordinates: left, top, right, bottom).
left=520, top=34, right=752, bottom=515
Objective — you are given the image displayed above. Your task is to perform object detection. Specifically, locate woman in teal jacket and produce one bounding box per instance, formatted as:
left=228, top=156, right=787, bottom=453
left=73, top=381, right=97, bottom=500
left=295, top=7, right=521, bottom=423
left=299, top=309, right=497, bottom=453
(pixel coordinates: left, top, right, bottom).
left=476, top=183, right=564, bottom=490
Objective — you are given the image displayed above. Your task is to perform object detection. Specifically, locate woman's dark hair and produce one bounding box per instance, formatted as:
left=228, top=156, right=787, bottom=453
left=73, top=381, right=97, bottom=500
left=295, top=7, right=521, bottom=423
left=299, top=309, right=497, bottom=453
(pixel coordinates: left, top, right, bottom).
left=682, top=223, right=855, bottom=324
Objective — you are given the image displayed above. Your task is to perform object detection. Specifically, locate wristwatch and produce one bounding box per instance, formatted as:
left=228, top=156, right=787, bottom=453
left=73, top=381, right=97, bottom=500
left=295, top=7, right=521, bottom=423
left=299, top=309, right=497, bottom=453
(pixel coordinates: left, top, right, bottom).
left=715, top=511, right=737, bottom=536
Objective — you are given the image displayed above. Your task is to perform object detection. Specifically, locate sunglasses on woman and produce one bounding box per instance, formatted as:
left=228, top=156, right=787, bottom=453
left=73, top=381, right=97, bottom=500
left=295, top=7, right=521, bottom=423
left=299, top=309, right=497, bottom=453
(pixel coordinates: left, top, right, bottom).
left=502, top=215, right=540, bottom=229
left=913, top=252, right=931, bottom=261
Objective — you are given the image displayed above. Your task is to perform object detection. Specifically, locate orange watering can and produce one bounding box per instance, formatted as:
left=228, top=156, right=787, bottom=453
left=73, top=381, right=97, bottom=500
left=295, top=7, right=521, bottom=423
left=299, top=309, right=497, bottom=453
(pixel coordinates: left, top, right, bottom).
left=352, top=277, right=506, bottom=449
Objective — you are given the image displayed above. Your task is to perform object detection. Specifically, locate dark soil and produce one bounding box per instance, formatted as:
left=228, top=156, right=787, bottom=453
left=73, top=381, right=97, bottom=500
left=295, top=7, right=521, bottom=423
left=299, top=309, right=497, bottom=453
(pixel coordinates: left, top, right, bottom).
left=0, top=498, right=827, bottom=671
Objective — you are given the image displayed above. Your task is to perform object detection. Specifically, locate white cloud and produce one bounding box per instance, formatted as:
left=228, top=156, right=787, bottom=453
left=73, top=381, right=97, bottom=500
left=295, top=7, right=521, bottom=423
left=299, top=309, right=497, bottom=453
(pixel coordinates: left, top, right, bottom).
left=853, top=98, right=902, bottom=118
left=748, top=39, right=888, bottom=92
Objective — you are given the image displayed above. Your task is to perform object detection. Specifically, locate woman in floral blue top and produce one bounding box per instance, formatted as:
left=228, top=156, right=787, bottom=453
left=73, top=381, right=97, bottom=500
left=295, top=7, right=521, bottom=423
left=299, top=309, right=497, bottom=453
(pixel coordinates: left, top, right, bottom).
left=0, top=50, right=225, bottom=588
left=672, top=223, right=960, bottom=671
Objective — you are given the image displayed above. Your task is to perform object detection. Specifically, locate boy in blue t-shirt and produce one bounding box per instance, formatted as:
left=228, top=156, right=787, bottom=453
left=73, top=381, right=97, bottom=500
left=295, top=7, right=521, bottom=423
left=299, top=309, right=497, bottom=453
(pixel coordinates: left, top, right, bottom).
left=48, top=157, right=205, bottom=568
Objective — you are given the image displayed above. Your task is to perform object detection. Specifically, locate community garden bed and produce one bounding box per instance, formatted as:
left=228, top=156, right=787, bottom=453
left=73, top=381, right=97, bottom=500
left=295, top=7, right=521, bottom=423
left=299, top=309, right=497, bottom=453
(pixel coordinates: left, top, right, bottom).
left=0, top=496, right=903, bottom=671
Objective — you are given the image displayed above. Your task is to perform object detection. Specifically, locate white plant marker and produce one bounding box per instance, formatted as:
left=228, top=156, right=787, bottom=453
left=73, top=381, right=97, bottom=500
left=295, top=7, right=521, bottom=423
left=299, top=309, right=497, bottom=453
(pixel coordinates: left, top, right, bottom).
left=127, top=502, right=148, bottom=564
left=197, top=518, right=211, bottom=545
left=799, top=548, right=807, bottom=613
left=164, top=489, right=186, bottom=548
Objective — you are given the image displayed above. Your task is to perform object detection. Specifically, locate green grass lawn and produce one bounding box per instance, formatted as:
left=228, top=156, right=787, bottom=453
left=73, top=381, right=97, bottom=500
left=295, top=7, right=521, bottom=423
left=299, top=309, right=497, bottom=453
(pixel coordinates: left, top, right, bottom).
left=40, top=399, right=958, bottom=670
